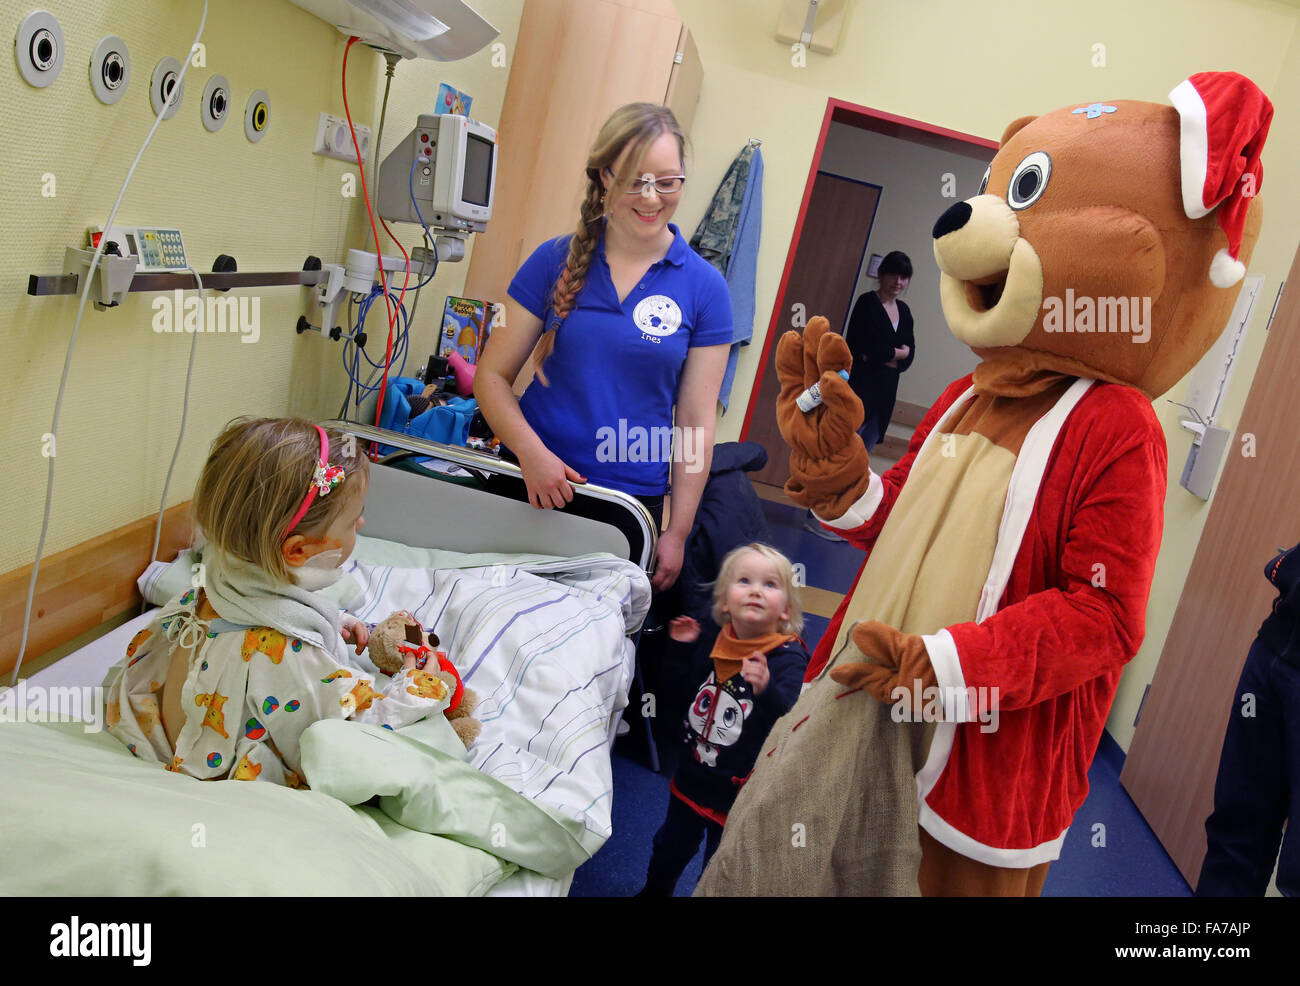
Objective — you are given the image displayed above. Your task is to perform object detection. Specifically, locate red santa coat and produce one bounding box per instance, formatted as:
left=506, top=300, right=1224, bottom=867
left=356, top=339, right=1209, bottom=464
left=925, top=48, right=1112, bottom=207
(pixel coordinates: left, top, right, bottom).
left=808, top=373, right=1167, bottom=866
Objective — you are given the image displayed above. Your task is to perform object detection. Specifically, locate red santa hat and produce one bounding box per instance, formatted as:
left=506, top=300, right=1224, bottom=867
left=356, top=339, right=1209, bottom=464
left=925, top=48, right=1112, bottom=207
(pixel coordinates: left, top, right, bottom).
left=1168, top=72, right=1273, bottom=288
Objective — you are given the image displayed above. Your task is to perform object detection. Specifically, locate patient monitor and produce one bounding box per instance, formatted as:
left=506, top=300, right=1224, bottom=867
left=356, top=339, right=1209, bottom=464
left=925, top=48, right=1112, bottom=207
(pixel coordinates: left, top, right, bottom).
left=377, top=114, right=496, bottom=235
left=309, top=114, right=496, bottom=330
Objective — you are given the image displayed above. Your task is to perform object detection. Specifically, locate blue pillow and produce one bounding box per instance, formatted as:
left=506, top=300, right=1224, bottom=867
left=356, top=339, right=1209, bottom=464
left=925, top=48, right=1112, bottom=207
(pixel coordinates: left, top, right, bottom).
left=375, top=377, right=477, bottom=452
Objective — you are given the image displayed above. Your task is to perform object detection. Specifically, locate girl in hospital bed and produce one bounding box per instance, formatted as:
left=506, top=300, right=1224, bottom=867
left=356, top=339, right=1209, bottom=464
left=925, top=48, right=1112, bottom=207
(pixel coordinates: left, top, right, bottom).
left=102, top=418, right=453, bottom=787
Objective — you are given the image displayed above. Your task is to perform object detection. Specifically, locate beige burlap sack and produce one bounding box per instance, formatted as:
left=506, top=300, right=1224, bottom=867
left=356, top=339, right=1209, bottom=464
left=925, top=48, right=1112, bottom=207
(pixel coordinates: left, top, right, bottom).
left=693, top=638, right=932, bottom=897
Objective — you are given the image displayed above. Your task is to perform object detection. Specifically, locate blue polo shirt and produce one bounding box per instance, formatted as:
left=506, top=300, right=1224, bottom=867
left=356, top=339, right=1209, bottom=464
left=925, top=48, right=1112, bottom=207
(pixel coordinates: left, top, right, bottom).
left=507, top=223, right=733, bottom=496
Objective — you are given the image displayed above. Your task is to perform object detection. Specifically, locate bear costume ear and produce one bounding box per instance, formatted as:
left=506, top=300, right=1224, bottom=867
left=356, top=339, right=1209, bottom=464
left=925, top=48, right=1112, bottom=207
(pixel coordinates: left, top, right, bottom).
left=1000, top=115, right=1036, bottom=147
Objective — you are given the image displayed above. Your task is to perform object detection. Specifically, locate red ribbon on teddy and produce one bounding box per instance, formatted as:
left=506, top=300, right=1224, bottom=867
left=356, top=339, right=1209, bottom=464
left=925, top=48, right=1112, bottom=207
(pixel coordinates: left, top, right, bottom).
left=395, top=640, right=465, bottom=712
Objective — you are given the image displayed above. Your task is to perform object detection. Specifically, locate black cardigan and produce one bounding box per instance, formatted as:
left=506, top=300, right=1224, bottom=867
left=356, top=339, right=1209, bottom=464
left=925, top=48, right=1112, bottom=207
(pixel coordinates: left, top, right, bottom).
left=842, top=291, right=915, bottom=431
left=672, top=637, right=810, bottom=816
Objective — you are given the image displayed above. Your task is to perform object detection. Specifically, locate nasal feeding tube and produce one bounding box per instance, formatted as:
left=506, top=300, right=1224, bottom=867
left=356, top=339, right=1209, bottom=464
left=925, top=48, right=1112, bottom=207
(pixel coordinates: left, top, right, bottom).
left=797, top=370, right=850, bottom=413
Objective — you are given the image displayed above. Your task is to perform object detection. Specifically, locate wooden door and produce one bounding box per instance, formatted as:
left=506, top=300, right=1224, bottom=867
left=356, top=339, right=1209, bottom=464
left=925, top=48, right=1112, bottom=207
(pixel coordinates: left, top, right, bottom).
left=746, top=173, right=880, bottom=487
left=463, top=0, right=686, bottom=305
left=1121, top=243, right=1300, bottom=886
left=665, top=25, right=703, bottom=136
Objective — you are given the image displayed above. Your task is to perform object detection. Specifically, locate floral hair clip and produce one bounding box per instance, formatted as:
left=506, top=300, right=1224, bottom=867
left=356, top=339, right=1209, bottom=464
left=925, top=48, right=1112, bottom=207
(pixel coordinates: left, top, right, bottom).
left=281, top=425, right=347, bottom=540
left=313, top=462, right=346, bottom=496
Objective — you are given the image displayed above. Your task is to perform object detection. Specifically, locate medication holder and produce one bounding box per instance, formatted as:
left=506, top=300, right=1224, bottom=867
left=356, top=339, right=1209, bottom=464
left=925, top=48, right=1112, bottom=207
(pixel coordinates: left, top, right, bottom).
left=61, top=247, right=138, bottom=310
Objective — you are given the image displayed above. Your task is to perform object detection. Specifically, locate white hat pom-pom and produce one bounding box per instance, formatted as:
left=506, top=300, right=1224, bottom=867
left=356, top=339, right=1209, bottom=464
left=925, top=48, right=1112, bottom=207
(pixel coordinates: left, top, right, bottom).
left=1209, top=248, right=1245, bottom=288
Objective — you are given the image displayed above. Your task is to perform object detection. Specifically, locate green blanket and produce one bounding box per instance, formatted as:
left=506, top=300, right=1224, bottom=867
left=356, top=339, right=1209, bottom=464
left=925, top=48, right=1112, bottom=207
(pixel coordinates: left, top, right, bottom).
left=299, top=715, right=596, bottom=878
left=0, top=717, right=591, bottom=896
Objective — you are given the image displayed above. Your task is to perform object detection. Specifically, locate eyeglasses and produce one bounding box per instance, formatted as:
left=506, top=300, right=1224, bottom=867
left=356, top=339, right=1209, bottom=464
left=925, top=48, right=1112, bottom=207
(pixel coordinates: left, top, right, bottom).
left=604, top=168, right=686, bottom=197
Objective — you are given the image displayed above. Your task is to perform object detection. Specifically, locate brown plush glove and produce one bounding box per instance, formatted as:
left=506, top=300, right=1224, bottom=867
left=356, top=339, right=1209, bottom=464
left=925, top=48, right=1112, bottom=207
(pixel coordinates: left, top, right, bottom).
left=829, top=620, right=937, bottom=710
left=775, top=316, right=870, bottom=520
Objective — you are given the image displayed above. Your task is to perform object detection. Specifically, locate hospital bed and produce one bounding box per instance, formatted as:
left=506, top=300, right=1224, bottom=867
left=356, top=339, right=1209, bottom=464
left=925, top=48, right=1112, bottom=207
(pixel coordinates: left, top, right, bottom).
left=0, top=421, right=655, bottom=896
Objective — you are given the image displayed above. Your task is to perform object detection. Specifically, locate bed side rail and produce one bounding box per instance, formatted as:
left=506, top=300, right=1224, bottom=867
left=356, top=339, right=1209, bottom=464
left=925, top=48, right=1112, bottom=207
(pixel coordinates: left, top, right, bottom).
left=321, top=420, right=657, bottom=571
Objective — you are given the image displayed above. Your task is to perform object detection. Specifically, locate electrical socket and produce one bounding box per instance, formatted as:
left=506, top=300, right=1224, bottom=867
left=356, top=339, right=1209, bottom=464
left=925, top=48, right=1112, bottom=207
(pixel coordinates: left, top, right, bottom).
left=314, top=112, right=371, bottom=165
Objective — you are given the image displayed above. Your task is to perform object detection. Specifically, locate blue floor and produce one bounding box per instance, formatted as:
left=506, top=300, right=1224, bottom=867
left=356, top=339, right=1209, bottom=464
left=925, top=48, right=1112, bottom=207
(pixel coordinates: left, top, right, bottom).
left=569, top=495, right=1191, bottom=896
left=572, top=738, right=1191, bottom=896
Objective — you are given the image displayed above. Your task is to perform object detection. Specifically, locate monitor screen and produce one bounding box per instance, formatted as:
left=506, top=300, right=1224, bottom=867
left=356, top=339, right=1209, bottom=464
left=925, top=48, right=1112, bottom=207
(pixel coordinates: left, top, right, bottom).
left=462, top=133, right=493, bottom=207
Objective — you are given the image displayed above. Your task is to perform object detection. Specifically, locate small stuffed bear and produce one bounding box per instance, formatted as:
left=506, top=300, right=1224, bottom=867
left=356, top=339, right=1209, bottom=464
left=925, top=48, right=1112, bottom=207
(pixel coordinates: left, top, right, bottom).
left=366, top=611, right=482, bottom=748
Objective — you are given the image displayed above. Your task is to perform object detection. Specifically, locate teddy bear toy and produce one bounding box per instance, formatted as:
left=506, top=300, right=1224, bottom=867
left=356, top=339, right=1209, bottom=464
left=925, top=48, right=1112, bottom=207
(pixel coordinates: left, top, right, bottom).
left=366, top=611, right=482, bottom=748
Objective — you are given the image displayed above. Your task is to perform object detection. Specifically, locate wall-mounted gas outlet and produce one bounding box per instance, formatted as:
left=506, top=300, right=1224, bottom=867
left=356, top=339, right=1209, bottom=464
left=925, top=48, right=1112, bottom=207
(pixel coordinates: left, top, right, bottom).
left=150, top=56, right=184, bottom=120
left=314, top=113, right=370, bottom=165
left=245, top=90, right=270, bottom=142
left=90, top=35, right=130, bottom=105
left=16, top=10, right=65, bottom=88
left=200, top=74, right=231, bottom=132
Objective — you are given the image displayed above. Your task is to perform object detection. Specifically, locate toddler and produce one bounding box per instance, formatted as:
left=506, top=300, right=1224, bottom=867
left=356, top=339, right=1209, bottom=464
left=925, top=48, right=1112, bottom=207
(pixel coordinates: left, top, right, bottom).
left=638, top=543, right=809, bottom=895
left=103, top=418, right=453, bottom=786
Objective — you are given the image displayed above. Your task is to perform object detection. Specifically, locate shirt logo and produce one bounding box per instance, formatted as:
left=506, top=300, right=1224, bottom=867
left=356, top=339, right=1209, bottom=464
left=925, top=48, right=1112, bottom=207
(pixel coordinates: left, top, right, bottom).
left=632, top=295, right=683, bottom=340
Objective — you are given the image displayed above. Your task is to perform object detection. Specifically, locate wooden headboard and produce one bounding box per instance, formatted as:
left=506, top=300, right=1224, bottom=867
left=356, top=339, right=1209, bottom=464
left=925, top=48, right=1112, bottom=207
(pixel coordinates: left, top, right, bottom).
left=0, top=503, right=192, bottom=680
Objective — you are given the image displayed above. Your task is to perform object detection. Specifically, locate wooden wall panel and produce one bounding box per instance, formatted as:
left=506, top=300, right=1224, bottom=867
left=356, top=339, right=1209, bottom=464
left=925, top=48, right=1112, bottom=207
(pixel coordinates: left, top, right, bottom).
left=464, top=0, right=684, bottom=305
left=1122, top=245, right=1300, bottom=886
left=666, top=26, right=704, bottom=137
left=0, top=503, right=192, bottom=679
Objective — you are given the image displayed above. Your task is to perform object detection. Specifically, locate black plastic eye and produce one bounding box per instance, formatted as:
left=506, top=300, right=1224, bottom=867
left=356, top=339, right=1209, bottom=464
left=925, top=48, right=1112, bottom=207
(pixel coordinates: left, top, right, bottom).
left=1007, top=151, right=1051, bottom=210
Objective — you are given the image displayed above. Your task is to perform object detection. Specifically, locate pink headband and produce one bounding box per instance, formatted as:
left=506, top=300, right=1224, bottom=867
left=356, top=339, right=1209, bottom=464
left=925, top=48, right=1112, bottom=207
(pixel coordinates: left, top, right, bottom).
left=281, top=425, right=346, bottom=540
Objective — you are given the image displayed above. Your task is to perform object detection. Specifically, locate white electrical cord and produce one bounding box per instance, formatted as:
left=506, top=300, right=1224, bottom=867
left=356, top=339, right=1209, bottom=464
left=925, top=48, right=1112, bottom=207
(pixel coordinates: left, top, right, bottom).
left=141, top=267, right=205, bottom=615
left=10, top=1, right=210, bottom=686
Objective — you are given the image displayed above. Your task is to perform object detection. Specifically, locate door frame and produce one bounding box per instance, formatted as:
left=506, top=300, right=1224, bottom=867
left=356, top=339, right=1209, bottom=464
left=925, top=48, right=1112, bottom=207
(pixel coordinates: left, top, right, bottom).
left=738, top=97, right=998, bottom=442
left=745, top=171, right=882, bottom=488
left=816, top=170, right=883, bottom=331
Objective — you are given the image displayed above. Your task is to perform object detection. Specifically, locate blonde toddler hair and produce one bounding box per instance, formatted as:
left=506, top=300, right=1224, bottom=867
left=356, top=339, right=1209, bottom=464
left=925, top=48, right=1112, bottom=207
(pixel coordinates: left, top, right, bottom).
left=192, top=418, right=370, bottom=584
left=711, top=543, right=804, bottom=636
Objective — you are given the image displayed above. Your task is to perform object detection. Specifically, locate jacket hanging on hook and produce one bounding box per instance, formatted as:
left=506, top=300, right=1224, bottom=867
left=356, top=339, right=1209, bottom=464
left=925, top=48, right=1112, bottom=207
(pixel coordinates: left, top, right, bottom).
left=690, top=143, right=763, bottom=412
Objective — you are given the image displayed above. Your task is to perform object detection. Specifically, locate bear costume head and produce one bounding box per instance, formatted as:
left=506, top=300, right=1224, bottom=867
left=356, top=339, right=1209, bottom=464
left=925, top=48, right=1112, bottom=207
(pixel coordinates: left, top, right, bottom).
left=932, top=71, right=1273, bottom=399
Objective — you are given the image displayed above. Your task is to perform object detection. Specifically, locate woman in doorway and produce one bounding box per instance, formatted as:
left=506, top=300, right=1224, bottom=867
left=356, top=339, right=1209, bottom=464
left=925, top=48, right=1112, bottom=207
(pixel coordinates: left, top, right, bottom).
left=844, top=250, right=915, bottom=450
left=476, top=104, right=732, bottom=591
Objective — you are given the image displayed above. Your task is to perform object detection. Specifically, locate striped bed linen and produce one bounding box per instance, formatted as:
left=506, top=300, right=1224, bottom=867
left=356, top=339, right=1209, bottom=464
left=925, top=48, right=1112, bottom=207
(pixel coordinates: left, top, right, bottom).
left=343, top=553, right=651, bottom=850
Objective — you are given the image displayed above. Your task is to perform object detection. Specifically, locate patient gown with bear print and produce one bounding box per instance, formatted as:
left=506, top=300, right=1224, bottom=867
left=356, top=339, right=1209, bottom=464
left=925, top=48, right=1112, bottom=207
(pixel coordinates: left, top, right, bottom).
left=102, top=588, right=451, bottom=786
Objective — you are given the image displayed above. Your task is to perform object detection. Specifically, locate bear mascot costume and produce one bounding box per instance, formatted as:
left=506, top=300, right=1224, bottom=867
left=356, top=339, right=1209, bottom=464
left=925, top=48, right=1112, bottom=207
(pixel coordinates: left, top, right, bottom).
left=694, top=72, right=1273, bottom=896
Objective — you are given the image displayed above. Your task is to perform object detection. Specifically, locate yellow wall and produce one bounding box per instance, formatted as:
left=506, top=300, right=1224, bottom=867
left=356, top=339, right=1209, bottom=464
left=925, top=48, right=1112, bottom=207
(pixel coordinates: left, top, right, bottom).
left=669, top=0, right=1300, bottom=749
left=1, top=0, right=523, bottom=577
left=6, top=0, right=1299, bottom=749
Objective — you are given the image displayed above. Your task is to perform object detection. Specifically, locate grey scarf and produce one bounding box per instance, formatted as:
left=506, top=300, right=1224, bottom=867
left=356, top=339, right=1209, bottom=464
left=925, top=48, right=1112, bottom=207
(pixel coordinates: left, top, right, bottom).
left=197, top=550, right=347, bottom=662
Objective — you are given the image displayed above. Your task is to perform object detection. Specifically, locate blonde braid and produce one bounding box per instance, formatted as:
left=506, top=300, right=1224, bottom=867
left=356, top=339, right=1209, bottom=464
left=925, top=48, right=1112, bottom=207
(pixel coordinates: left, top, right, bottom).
left=532, top=178, right=605, bottom=386
left=530, top=102, right=684, bottom=386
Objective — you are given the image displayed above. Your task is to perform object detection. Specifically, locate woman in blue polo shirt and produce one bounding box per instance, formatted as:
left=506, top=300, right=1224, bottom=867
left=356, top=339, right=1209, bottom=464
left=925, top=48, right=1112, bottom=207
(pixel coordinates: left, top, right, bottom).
left=477, top=104, right=732, bottom=590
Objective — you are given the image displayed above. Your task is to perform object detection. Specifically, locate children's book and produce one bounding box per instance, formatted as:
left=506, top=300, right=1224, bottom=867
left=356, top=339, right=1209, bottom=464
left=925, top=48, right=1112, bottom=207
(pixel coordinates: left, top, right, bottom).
left=440, top=296, right=493, bottom=364
left=436, top=84, right=472, bottom=118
